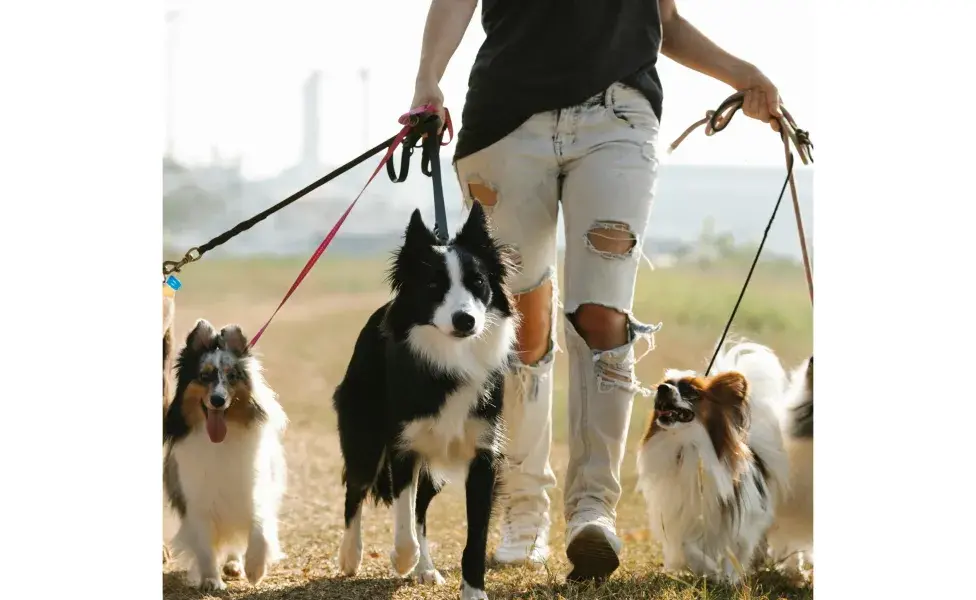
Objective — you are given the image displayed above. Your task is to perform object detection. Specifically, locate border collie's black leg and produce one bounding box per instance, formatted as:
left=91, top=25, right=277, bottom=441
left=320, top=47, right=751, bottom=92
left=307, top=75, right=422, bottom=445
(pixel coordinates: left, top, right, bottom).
left=460, top=450, right=499, bottom=600
left=338, top=482, right=367, bottom=576
left=412, top=469, right=445, bottom=584
left=389, top=450, right=421, bottom=576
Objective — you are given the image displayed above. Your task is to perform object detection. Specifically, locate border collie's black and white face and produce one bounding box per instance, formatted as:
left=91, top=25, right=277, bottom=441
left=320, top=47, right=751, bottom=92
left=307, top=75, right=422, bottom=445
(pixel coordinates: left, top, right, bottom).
left=385, top=202, right=514, bottom=342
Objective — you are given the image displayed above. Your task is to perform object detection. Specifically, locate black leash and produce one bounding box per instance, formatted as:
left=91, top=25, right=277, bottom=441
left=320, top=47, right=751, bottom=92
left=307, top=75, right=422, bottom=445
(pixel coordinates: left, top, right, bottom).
left=163, top=135, right=397, bottom=275
left=704, top=152, right=796, bottom=377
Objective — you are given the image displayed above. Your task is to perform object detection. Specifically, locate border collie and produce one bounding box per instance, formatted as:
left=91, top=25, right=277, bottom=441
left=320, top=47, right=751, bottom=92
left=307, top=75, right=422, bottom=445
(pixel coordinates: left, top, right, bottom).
left=636, top=341, right=791, bottom=584
left=766, top=355, right=814, bottom=581
left=163, top=319, right=288, bottom=591
left=333, top=201, right=516, bottom=600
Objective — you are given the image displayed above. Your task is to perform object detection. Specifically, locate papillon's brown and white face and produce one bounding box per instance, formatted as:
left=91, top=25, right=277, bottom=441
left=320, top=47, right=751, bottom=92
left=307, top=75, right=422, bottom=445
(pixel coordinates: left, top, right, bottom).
left=170, top=319, right=264, bottom=444
left=644, top=369, right=752, bottom=464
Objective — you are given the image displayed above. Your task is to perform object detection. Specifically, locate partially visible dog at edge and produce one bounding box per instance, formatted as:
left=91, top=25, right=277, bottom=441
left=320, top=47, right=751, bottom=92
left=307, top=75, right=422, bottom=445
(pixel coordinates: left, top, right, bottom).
left=635, top=341, right=813, bottom=584
left=163, top=319, right=288, bottom=591
left=333, top=201, right=517, bottom=600
left=162, top=288, right=176, bottom=564
left=766, top=354, right=814, bottom=580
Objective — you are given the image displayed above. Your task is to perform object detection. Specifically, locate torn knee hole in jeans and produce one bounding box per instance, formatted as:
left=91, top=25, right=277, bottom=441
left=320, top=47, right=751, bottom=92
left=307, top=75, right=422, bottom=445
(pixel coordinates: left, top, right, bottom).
left=585, top=221, right=639, bottom=259
left=591, top=313, right=663, bottom=396
left=466, top=179, right=499, bottom=208
left=513, top=268, right=560, bottom=401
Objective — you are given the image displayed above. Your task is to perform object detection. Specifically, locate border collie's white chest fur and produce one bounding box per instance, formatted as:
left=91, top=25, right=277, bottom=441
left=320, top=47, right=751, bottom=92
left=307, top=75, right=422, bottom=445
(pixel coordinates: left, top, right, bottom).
left=399, top=318, right=515, bottom=474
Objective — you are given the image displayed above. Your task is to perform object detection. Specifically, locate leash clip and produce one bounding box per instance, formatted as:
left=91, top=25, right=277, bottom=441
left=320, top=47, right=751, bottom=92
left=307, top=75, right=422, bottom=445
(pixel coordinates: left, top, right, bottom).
left=162, top=246, right=201, bottom=275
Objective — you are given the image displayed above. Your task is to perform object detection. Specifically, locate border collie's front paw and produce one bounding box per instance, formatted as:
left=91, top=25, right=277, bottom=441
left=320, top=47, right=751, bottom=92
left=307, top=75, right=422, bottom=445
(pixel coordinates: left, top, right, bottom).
left=416, top=568, right=445, bottom=585
left=198, top=576, right=227, bottom=592
left=460, top=579, right=489, bottom=600
left=390, top=543, right=420, bottom=576
left=338, top=532, right=363, bottom=576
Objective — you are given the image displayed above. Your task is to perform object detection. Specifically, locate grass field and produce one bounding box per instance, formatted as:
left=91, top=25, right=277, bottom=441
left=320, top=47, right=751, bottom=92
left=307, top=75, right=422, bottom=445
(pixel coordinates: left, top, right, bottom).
left=162, top=254, right=813, bottom=600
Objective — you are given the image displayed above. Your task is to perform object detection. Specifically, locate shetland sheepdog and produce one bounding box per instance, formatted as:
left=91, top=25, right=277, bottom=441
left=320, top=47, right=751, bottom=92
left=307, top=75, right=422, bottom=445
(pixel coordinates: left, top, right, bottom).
left=333, top=201, right=516, bottom=600
left=636, top=341, right=791, bottom=584
left=766, top=355, right=814, bottom=580
left=163, top=319, right=288, bottom=591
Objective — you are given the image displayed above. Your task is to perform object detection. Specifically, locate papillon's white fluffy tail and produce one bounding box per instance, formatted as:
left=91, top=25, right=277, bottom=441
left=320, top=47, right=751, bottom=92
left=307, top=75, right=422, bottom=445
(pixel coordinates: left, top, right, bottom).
left=709, top=338, right=792, bottom=502
left=710, top=340, right=788, bottom=403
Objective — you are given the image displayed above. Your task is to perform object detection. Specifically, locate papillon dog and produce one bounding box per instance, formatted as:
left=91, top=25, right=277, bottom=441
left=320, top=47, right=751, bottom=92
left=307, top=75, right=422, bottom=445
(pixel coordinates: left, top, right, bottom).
left=333, top=201, right=516, bottom=600
left=766, top=355, right=814, bottom=580
left=636, top=341, right=791, bottom=584
left=163, top=319, right=288, bottom=591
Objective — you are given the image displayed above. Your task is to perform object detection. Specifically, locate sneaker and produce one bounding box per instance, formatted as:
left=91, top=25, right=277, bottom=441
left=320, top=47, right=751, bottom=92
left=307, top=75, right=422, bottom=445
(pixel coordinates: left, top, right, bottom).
left=565, top=511, right=622, bottom=583
left=491, top=499, right=551, bottom=567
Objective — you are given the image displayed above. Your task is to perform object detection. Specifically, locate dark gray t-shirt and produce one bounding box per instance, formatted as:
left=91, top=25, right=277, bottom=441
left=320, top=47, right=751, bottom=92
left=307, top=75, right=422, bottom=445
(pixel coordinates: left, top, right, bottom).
left=454, top=0, right=664, bottom=161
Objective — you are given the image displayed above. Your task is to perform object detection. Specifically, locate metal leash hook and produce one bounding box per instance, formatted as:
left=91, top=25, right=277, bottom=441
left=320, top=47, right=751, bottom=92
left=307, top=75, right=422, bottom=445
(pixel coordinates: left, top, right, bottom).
left=162, top=246, right=201, bottom=276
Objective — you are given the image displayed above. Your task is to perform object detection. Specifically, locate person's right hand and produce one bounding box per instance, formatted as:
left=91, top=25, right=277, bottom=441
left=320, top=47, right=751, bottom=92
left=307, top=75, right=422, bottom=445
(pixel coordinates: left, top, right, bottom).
left=410, top=75, right=447, bottom=134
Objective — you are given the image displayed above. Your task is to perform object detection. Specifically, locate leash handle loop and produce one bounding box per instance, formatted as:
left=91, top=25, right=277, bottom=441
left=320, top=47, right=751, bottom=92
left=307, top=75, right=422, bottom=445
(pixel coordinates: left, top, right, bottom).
left=668, top=92, right=814, bottom=306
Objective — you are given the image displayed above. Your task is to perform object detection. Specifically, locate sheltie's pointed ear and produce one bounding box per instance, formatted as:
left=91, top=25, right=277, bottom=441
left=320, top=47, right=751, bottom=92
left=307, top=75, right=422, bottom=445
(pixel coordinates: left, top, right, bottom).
left=403, top=208, right=439, bottom=248
left=454, top=201, right=491, bottom=248
left=186, top=319, right=217, bottom=353
left=219, top=325, right=249, bottom=357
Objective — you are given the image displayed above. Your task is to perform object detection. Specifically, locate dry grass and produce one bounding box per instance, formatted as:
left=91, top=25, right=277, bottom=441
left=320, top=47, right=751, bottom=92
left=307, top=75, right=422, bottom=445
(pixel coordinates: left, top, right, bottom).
left=162, top=255, right=812, bottom=600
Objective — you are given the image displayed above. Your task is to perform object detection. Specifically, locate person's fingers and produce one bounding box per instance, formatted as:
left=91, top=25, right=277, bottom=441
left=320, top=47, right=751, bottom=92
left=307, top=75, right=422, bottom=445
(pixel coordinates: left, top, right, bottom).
left=766, top=88, right=783, bottom=118
left=754, top=91, right=771, bottom=123
left=743, top=89, right=761, bottom=120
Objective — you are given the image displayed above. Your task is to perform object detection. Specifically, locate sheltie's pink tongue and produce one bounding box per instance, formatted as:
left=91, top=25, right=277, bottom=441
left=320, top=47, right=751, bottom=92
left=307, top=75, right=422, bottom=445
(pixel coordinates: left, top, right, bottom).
left=206, top=408, right=227, bottom=443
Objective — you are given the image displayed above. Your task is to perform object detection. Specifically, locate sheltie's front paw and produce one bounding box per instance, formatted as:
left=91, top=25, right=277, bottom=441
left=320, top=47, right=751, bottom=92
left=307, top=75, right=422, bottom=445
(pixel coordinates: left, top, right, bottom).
left=198, top=576, right=227, bottom=592
left=245, top=534, right=271, bottom=586
left=223, top=558, right=244, bottom=579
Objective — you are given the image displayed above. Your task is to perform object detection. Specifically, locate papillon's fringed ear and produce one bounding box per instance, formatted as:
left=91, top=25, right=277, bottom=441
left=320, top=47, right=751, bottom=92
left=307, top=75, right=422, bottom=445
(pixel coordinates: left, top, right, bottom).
left=454, top=201, right=495, bottom=258
left=404, top=208, right=439, bottom=248
left=219, top=325, right=249, bottom=357
left=708, top=371, right=749, bottom=404
left=186, top=318, right=218, bottom=353
left=708, top=371, right=750, bottom=431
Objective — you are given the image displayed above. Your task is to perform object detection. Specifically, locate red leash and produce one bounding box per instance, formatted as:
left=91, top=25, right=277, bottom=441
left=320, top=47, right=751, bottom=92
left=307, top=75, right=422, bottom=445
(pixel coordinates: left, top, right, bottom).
left=247, top=105, right=452, bottom=349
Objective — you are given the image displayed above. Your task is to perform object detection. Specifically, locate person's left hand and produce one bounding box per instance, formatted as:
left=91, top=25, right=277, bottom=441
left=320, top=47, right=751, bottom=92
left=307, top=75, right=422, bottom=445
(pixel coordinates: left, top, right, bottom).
left=731, top=63, right=782, bottom=133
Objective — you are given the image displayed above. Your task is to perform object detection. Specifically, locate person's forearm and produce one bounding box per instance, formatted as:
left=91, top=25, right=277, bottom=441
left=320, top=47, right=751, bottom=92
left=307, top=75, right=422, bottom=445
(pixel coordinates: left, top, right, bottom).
left=415, top=0, right=478, bottom=84
left=660, top=8, right=750, bottom=89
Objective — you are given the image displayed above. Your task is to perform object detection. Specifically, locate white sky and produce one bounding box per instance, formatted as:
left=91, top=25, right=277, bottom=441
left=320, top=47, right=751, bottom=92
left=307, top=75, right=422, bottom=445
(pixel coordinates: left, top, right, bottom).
left=165, top=0, right=815, bottom=178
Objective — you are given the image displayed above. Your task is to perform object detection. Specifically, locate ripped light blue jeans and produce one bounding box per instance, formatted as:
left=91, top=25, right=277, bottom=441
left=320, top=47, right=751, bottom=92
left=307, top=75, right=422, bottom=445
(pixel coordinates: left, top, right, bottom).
left=454, top=82, right=662, bottom=538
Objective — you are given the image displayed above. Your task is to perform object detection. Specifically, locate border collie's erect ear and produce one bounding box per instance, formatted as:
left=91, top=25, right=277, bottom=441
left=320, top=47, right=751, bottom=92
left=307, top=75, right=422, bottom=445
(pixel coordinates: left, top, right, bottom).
left=403, top=208, right=439, bottom=248
left=453, top=201, right=493, bottom=257
left=219, top=325, right=249, bottom=357
left=186, top=318, right=218, bottom=353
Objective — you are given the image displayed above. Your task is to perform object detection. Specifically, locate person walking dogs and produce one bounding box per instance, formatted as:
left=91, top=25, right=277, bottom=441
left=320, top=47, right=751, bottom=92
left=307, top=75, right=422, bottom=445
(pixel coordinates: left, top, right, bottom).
left=409, top=0, right=785, bottom=583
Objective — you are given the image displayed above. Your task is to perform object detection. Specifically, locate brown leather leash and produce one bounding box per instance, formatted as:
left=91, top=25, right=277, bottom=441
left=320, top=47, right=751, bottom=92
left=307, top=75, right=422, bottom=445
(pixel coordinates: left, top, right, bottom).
left=669, top=92, right=814, bottom=305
